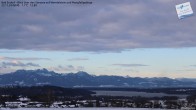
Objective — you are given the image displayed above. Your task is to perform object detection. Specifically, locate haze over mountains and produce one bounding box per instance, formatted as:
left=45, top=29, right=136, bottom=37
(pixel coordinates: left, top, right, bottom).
left=0, top=69, right=196, bottom=88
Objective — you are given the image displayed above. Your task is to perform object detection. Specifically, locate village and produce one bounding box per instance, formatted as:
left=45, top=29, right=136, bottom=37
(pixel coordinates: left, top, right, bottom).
left=0, top=95, right=195, bottom=110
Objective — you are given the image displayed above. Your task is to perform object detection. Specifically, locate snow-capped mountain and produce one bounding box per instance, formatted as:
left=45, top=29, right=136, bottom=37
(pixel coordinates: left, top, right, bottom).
left=0, top=69, right=196, bottom=88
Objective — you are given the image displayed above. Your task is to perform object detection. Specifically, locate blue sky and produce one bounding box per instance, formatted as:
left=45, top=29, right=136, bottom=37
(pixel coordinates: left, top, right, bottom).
left=1, top=48, right=196, bottom=78
left=0, top=0, right=196, bottom=78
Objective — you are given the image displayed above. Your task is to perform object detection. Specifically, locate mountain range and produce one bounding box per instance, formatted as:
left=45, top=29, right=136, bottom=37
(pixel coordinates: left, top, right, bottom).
left=0, top=69, right=196, bottom=88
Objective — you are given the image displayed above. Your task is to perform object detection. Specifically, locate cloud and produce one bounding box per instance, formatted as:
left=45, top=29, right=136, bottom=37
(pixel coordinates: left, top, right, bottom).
left=1, top=61, right=40, bottom=67
left=67, top=58, right=89, bottom=61
left=0, top=50, right=25, bottom=53
left=0, top=56, right=50, bottom=61
left=190, top=65, right=196, bottom=67
left=49, top=65, right=84, bottom=72
left=0, top=0, right=196, bottom=52
left=112, top=64, right=148, bottom=67
left=0, top=67, right=16, bottom=74
left=22, top=25, right=44, bottom=33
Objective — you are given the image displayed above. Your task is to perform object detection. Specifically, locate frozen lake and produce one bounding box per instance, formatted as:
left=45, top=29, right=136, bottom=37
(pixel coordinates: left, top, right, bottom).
left=0, top=108, right=175, bottom=110
left=93, top=91, right=187, bottom=98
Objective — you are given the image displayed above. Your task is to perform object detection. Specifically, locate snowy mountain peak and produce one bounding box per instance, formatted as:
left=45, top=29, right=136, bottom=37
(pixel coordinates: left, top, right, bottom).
left=76, top=71, right=90, bottom=77
left=13, top=68, right=56, bottom=77
left=35, top=68, right=49, bottom=73
left=1, top=69, right=196, bottom=87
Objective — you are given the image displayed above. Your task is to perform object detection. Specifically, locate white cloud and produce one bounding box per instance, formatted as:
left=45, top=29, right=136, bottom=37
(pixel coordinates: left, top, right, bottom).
left=1, top=61, right=40, bottom=67
left=0, top=56, right=50, bottom=61
left=112, top=64, right=148, bottom=67
left=49, top=65, right=85, bottom=72
left=67, top=58, right=89, bottom=61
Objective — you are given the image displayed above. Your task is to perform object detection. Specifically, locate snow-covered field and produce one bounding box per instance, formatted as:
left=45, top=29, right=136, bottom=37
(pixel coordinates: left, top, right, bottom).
left=0, top=108, right=176, bottom=110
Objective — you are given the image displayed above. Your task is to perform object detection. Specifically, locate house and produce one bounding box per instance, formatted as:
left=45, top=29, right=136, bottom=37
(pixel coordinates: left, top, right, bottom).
left=51, top=101, right=63, bottom=108
left=5, top=102, right=21, bottom=108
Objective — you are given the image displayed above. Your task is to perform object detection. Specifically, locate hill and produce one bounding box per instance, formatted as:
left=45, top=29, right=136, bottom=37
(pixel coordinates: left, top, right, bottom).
left=0, top=69, right=196, bottom=88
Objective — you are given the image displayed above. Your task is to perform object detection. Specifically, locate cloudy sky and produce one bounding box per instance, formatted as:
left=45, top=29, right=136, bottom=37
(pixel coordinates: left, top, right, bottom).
left=0, top=0, right=196, bottom=78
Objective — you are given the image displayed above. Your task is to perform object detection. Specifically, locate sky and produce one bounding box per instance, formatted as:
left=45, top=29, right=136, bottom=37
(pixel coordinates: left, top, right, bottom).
left=0, top=0, right=196, bottom=78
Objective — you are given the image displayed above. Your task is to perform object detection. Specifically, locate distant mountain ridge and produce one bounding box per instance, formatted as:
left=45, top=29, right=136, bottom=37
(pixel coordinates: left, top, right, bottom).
left=0, top=69, right=196, bottom=88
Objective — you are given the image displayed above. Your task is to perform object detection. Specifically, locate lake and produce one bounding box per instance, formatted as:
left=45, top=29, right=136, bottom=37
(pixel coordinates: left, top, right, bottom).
left=0, top=108, right=177, bottom=110
left=93, top=91, right=187, bottom=98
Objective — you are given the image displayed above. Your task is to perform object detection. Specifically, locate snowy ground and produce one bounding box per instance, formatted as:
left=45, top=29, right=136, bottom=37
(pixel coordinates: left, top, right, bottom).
left=0, top=108, right=177, bottom=110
